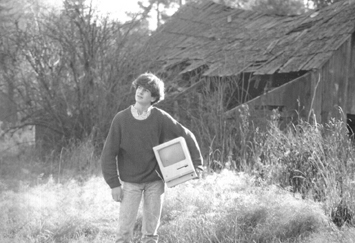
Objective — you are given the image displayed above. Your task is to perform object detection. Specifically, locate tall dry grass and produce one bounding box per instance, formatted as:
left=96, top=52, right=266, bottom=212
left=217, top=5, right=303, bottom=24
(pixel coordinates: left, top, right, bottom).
left=1, top=170, right=355, bottom=243
left=0, top=176, right=119, bottom=243
left=246, top=113, right=355, bottom=227
left=1, top=108, right=355, bottom=242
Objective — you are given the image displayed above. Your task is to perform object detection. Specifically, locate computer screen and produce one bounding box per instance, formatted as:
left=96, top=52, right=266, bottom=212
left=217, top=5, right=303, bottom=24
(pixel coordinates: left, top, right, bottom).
left=157, top=142, right=186, bottom=167
left=153, top=137, right=197, bottom=187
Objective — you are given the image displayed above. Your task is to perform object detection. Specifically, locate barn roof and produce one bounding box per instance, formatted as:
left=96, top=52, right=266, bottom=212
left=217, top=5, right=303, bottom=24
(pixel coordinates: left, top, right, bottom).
left=143, top=0, right=355, bottom=76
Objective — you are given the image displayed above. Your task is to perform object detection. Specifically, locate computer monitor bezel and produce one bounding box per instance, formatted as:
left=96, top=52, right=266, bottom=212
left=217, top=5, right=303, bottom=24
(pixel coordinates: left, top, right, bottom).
left=153, top=136, right=196, bottom=183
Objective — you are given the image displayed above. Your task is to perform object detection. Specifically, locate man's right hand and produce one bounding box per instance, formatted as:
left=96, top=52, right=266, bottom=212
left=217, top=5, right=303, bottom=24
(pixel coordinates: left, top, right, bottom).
left=111, top=186, right=123, bottom=202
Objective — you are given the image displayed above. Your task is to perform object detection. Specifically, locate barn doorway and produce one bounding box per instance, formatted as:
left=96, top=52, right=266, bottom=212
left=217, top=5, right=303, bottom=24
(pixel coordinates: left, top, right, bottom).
left=347, top=114, right=355, bottom=140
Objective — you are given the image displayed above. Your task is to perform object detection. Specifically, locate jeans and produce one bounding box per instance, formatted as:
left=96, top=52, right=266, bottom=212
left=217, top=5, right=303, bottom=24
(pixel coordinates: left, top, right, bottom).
left=115, top=180, right=165, bottom=243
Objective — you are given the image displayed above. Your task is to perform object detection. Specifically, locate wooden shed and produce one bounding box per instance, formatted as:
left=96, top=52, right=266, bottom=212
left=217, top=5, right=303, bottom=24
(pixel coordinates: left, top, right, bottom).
left=141, top=0, right=355, bottom=132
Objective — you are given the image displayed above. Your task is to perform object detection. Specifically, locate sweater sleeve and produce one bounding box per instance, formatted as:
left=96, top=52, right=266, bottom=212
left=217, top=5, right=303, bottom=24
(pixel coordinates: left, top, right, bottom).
left=100, top=114, right=122, bottom=188
left=159, top=109, right=203, bottom=170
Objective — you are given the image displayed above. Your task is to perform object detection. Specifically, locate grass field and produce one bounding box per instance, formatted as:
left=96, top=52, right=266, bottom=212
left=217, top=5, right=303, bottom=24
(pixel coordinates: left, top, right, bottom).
left=0, top=159, right=355, bottom=243
left=1, top=119, right=355, bottom=242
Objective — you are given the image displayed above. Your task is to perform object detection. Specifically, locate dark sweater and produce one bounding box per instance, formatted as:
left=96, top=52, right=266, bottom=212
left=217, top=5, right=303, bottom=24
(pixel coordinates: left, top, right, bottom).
left=101, top=106, right=203, bottom=188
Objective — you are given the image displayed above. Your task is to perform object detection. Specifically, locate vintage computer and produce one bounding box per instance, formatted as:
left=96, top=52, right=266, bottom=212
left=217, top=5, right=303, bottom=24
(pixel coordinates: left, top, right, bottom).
left=153, top=137, right=197, bottom=188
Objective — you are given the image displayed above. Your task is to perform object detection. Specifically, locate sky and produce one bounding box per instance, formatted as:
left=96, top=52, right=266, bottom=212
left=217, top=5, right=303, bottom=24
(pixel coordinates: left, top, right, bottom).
left=91, top=0, right=143, bottom=21
left=91, top=0, right=180, bottom=29
left=92, top=0, right=159, bottom=29
left=44, top=0, right=312, bottom=30
left=44, top=0, right=170, bottom=30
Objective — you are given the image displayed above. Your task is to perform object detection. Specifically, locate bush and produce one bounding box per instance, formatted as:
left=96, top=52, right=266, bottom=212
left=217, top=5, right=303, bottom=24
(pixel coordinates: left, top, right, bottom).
left=159, top=170, right=331, bottom=243
left=247, top=115, right=355, bottom=228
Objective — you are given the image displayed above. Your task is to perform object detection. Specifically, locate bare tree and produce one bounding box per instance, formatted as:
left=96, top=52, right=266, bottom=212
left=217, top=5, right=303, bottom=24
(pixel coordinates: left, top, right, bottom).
left=2, top=0, right=152, bottom=149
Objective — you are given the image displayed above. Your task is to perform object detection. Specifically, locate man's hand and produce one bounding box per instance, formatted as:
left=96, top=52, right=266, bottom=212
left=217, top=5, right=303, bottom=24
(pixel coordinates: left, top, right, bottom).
left=111, top=186, right=123, bottom=202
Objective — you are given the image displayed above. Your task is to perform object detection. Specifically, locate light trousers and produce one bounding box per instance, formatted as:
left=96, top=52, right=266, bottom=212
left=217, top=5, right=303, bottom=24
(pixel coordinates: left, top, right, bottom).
left=116, top=180, right=165, bottom=243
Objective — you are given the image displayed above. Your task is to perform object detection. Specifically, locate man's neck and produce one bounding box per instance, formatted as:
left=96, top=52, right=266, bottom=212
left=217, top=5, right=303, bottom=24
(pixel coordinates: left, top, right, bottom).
left=134, top=102, right=151, bottom=114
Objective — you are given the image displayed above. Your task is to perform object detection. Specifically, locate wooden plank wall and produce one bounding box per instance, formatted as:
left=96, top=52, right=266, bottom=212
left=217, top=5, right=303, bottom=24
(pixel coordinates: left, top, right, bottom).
left=226, top=72, right=313, bottom=120
left=319, top=36, right=352, bottom=123
left=226, top=32, right=354, bottom=125
left=347, top=33, right=355, bottom=114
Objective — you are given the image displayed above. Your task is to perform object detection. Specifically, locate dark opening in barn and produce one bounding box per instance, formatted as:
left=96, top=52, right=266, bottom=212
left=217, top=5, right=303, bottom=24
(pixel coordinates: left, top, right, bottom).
left=347, top=114, right=355, bottom=139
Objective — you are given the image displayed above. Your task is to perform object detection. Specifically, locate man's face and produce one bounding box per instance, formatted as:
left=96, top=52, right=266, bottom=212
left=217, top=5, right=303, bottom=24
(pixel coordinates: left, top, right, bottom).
left=135, top=85, right=156, bottom=105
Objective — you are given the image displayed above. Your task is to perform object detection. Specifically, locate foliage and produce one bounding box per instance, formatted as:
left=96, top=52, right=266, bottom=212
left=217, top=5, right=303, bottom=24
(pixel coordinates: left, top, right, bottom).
left=249, top=0, right=306, bottom=15
left=160, top=171, right=331, bottom=243
left=225, top=108, right=355, bottom=228
left=0, top=0, right=343, bottom=151
left=165, top=88, right=355, bottom=227
left=137, top=0, right=181, bottom=29
left=0, top=0, right=152, bottom=149
left=1, top=105, right=355, bottom=242
left=308, top=0, right=343, bottom=9
left=153, top=67, right=254, bottom=171
left=216, top=0, right=341, bottom=12
left=147, top=61, right=355, bottom=226
left=1, top=169, right=355, bottom=243
left=0, top=0, right=16, bottom=24
left=0, top=133, right=98, bottom=192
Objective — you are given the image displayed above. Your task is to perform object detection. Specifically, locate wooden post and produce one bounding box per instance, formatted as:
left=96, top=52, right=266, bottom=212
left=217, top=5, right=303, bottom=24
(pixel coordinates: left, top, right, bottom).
left=347, top=33, right=355, bottom=114
left=342, top=38, right=351, bottom=119
left=308, top=70, right=322, bottom=124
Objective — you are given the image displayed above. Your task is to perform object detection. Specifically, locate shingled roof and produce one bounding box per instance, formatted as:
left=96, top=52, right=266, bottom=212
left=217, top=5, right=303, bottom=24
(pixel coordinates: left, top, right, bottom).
left=144, top=0, right=355, bottom=77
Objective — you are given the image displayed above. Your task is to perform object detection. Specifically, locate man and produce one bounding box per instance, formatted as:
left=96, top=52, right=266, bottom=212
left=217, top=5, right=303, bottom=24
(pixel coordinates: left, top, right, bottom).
left=101, top=72, right=203, bottom=243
